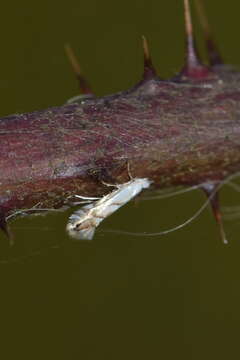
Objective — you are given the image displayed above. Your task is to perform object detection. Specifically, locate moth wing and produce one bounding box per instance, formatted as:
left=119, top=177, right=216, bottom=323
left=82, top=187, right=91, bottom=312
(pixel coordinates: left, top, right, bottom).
left=68, top=203, right=93, bottom=223
left=77, top=227, right=96, bottom=240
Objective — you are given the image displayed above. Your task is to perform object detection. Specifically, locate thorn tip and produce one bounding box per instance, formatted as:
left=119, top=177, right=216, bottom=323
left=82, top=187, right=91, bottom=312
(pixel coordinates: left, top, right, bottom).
left=0, top=211, right=14, bottom=246
left=141, top=35, right=156, bottom=79
left=201, top=183, right=228, bottom=245
left=181, top=0, right=210, bottom=79
left=194, top=0, right=223, bottom=66
left=64, top=43, right=94, bottom=95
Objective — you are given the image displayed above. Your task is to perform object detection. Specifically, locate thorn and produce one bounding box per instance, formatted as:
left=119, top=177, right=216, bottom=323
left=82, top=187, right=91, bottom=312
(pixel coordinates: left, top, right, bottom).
left=194, top=0, right=223, bottom=66
left=181, top=0, right=210, bottom=79
left=201, top=183, right=228, bottom=244
left=0, top=210, right=14, bottom=246
left=64, top=43, right=94, bottom=95
left=142, top=35, right=157, bottom=79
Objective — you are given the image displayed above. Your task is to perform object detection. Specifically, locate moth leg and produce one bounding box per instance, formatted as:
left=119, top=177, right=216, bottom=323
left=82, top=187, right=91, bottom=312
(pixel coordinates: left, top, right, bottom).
left=101, top=161, right=134, bottom=188
left=101, top=180, right=117, bottom=188
left=127, top=160, right=133, bottom=180
left=66, top=194, right=101, bottom=205
left=71, top=201, right=94, bottom=205
left=74, top=195, right=100, bottom=200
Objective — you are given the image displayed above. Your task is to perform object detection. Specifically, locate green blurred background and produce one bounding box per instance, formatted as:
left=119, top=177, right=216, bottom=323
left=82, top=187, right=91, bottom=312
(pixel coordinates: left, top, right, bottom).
left=1, top=0, right=240, bottom=359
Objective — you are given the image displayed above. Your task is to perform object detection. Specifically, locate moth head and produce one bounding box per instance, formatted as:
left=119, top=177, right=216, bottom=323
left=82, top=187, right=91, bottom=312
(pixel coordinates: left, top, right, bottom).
left=66, top=208, right=96, bottom=240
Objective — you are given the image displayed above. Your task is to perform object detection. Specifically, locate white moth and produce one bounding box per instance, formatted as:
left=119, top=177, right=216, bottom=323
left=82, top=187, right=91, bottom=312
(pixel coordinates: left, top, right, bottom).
left=66, top=177, right=152, bottom=240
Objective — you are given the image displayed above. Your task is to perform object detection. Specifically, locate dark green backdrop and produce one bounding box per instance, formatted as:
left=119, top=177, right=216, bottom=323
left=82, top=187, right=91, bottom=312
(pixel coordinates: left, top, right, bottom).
left=1, top=1, right=240, bottom=359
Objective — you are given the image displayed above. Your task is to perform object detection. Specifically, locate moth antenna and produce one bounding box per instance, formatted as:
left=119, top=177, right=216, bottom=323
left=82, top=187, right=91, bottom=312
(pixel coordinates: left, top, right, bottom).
left=142, top=35, right=157, bottom=79
left=142, top=185, right=199, bottom=201
left=201, top=183, right=228, bottom=244
left=181, top=0, right=210, bottom=79
left=64, top=43, right=94, bottom=95
left=194, top=0, right=223, bottom=65
left=126, top=160, right=133, bottom=180
left=104, top=172, right=240, bottom=240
